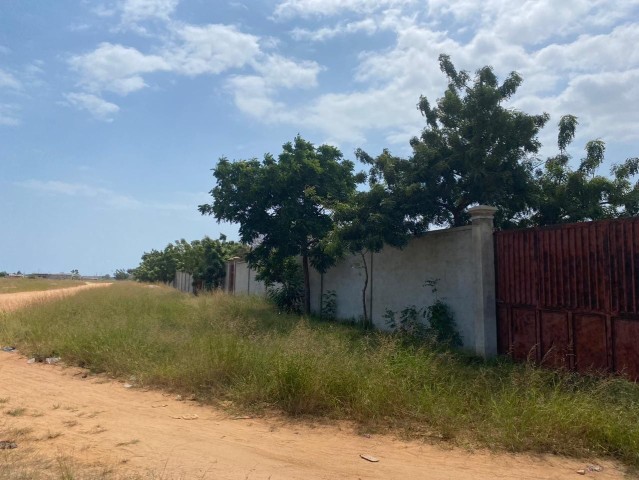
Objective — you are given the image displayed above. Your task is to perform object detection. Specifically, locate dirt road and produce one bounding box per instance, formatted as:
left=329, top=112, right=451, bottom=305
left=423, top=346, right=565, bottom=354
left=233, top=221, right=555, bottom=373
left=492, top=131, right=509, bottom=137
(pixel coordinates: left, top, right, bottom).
left=0, top=285, right=627, bottom=478
left=0, top=283, right=111, bottom=312
left=0, top=351, right=625, bottom=479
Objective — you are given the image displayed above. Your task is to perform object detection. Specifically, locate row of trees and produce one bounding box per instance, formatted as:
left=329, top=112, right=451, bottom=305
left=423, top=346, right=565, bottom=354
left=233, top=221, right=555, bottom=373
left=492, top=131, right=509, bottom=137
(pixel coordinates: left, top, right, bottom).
left=199, top=55, right=639, bottom=320
left=131, top=236, right=246, bottom=291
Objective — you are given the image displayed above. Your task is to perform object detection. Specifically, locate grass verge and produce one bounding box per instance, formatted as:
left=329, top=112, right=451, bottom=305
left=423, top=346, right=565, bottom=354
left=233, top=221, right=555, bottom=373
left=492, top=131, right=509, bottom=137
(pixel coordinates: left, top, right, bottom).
left=1, top=282, right=638, bottom=468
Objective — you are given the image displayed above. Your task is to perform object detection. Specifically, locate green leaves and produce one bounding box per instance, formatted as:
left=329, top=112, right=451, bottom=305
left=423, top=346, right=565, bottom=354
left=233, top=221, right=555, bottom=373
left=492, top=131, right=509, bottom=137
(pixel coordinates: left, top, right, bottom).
left=132, top=236, right=246, bottom=290
left=368, top=54, right=549, bottom=229
left=531, top=116, right=638, bottom=226
left=200, top=135, right=361, bottom=313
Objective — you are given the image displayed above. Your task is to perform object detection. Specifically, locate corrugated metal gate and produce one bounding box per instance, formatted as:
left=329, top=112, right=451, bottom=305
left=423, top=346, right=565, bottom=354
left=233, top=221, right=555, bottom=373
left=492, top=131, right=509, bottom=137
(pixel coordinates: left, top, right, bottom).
left=495, top=218, right=639, bottom=379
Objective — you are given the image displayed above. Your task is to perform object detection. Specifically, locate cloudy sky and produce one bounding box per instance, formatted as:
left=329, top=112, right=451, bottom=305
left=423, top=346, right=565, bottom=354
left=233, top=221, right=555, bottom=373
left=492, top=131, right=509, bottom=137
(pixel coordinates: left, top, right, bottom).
left=2, top=0, right=638, bottom=275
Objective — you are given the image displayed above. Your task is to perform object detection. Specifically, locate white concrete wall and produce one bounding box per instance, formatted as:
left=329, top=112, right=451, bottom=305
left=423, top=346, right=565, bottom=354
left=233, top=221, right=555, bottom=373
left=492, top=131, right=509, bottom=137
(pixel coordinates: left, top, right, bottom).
left=232, top=261, right=267, bottom=296
left=309, top=253, right=369, bottom=321
left=173, top=271, right=194, bottom=294
left=309, top=227, right=475, bottom=346
left=374, top=227, right=474, bottom=342
left=227, top=206, right=498, bottom=357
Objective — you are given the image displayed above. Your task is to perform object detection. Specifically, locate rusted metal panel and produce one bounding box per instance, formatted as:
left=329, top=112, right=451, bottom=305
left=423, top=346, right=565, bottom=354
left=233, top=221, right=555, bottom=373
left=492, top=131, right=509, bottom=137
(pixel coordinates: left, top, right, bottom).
left=573, top=314, right=609, bottom=373
left=613, top=318, right=639, bottom=379
left=511, top=307, right=537, bottom=361
left=495, top=217, right=639, bottom=380
left=497, top=304, right=510, bottom=355
left=540, top=311, right=570, bottom=369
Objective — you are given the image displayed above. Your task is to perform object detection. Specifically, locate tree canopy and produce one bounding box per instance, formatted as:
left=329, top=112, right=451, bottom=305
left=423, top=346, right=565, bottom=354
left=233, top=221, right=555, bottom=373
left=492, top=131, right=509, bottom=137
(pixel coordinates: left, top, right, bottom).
left=132, top=236, right=246, bottom=291
left=199, top=135, right=362, bottom=313
left=364, top=54, right=549, bottom=229
left=529, top=115, right=639, bottom=226
left=196, top=54, right=638, bottom=321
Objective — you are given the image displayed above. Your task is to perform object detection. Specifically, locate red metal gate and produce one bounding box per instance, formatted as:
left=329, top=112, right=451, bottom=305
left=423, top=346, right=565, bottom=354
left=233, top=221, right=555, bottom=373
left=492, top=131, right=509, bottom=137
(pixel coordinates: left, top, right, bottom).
left=495, top=218, right=639, bottom=379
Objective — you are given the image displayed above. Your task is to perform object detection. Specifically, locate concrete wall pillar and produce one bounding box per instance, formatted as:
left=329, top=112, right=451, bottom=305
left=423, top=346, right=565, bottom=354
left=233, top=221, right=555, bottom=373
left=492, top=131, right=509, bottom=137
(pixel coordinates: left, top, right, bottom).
left=226, top=257, right=241, bottom=294
left=224, top=262, right=231, bottom=292
left=469, top=205, right=498, bottom=357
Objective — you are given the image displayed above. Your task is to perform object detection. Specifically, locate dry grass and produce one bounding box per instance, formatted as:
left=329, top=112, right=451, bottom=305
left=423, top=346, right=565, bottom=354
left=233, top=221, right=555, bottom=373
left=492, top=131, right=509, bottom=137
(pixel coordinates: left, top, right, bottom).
left=1, top=282, right=639, bottom=468
left=0, top=278, right=86, bottom=295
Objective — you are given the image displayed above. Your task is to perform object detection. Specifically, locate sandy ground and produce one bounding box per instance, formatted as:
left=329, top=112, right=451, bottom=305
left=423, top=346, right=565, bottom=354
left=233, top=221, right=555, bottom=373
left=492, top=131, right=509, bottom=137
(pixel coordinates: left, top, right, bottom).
left=0, top=283, right=111, bottom=312
left=0, top=286, right=628, bottom=479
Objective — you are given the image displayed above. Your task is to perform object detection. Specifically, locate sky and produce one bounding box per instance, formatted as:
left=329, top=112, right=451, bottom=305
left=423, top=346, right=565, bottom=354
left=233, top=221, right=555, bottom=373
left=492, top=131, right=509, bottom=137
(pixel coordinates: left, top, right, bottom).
left=1, top=0, right=639, bottom=275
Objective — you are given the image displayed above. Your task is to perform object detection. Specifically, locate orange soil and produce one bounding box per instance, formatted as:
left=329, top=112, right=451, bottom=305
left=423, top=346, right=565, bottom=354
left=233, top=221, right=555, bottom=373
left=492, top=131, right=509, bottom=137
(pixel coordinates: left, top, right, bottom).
left=0, top=287, right=627, bottom=479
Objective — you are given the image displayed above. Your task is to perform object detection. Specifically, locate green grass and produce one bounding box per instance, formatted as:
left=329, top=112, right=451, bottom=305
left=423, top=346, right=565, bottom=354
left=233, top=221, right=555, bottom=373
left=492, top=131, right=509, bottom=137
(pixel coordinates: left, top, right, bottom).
left=1, top=283, right=639, bottom=468
left=0, top=278, right=86, bottom=294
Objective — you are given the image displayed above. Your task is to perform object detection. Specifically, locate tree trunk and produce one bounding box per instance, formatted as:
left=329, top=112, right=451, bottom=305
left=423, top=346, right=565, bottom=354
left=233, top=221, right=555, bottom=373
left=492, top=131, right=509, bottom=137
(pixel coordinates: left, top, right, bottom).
left=360, top=251, right=369, bottom=328
left=302, top=253, right=311, bottom=315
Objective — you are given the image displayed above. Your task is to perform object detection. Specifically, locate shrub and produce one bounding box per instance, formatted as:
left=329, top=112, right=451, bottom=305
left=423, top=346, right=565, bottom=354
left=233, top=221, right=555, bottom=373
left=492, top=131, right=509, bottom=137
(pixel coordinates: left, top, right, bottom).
left=320, top=290, right=337, bottom=320
left=384, top=279, right=462, bottom=347
left=266, top=258, right=304, bottom=314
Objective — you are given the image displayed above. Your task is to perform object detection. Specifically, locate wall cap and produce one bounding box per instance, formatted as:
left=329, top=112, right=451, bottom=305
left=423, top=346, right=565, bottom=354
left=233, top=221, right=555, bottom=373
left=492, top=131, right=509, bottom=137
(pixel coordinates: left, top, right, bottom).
left=468, top=205, right=498, bottom=220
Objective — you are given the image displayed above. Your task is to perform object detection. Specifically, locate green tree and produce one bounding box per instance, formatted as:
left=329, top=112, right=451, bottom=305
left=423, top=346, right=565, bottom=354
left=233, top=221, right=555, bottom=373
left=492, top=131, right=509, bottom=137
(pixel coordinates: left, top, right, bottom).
left=132, top=236, right=246, bottom=289
left=364, top=54, right=549, bottom=229
left=530, top=115, right=639, bottom=226
left=114, top=269, right=130, bottom=280
left=332, top=182, right=408, bottom=327
left=133, top=247, right=177, bottom=283
left=199, top=135, right=361, bottom=314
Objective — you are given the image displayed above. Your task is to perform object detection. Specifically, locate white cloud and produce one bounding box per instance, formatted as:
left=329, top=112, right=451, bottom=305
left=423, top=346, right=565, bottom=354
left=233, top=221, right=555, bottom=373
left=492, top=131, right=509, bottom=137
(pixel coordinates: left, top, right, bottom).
left=554, top=69, right=639, bottom=143
left=67, top=20, right=317, bottom=123
left=533, top=24, right=639, bottom=74
left=226, top=55, right=322, bottom=122
left=252, top=0, right=639, bottom=149
left=291, top=18, right=379, bottom=41
left=226, top=75, right=289, bottom=121
left=68, top=25, right=261, bottom=98
left=16, top=180, right=142, bottom=209
left=64, top=92, right=120, bottom=121
left=0, top=68, right=22, bottom=90
left=120, top=0, right=180, bottom=23
left=273, top=0, right=416, bottom=19
left=16, top=179, right=197, bottom=212
left=252, top=54, right=321, bottom=89
left=69, top=42, right=170, bottom=95
left=166, top=24, right=261, bottom=76
left=0, top=103, right=20, bottom=126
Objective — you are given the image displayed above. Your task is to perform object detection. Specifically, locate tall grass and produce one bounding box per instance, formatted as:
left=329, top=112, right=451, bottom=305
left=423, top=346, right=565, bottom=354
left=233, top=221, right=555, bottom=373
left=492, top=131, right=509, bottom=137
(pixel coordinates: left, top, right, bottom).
left=1, top=282, right=639, bottom=467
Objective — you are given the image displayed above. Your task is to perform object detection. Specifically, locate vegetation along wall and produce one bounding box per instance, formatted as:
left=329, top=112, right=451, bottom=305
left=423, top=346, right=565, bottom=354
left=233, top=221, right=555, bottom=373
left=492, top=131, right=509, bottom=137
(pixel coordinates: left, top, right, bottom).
left=227, top=206, right=499, bottom=357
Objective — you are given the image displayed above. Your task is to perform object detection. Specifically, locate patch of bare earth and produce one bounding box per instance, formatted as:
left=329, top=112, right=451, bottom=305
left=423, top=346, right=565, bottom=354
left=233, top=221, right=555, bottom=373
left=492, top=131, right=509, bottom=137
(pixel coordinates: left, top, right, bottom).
left=0, top=351, right=627, bottom=479
left=0, top=283, right=111, bottom=313
left=0, top=286, right=628, bottom=478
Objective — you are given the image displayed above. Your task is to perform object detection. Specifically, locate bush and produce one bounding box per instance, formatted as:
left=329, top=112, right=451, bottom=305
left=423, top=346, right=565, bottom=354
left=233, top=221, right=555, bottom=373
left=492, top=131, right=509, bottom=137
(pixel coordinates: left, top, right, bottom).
left=384, top=279, right=462, bottom=347
left=320, top=290, right=337, bottom=320
left=266, top=258, right=304, bottom=314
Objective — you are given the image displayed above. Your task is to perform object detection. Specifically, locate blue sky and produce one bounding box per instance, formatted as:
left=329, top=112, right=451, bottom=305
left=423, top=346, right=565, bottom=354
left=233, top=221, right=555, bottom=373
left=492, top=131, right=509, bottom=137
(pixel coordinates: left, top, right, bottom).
left=1, top=0, right=638, bottom=275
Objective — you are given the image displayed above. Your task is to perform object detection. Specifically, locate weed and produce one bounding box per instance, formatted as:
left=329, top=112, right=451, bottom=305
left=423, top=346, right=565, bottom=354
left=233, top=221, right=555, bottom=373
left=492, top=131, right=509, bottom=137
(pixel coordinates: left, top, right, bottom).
left=320, top=290, right=337, bottom=321
left=44, top=431, right=63, bottom=440
left=384, top=279, right=462, bottom=347
left=264, top=258, right=304, bottom=314
left=6, top=407, right=26, bottom=417
left=116, top=439, right=140, bottom=447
